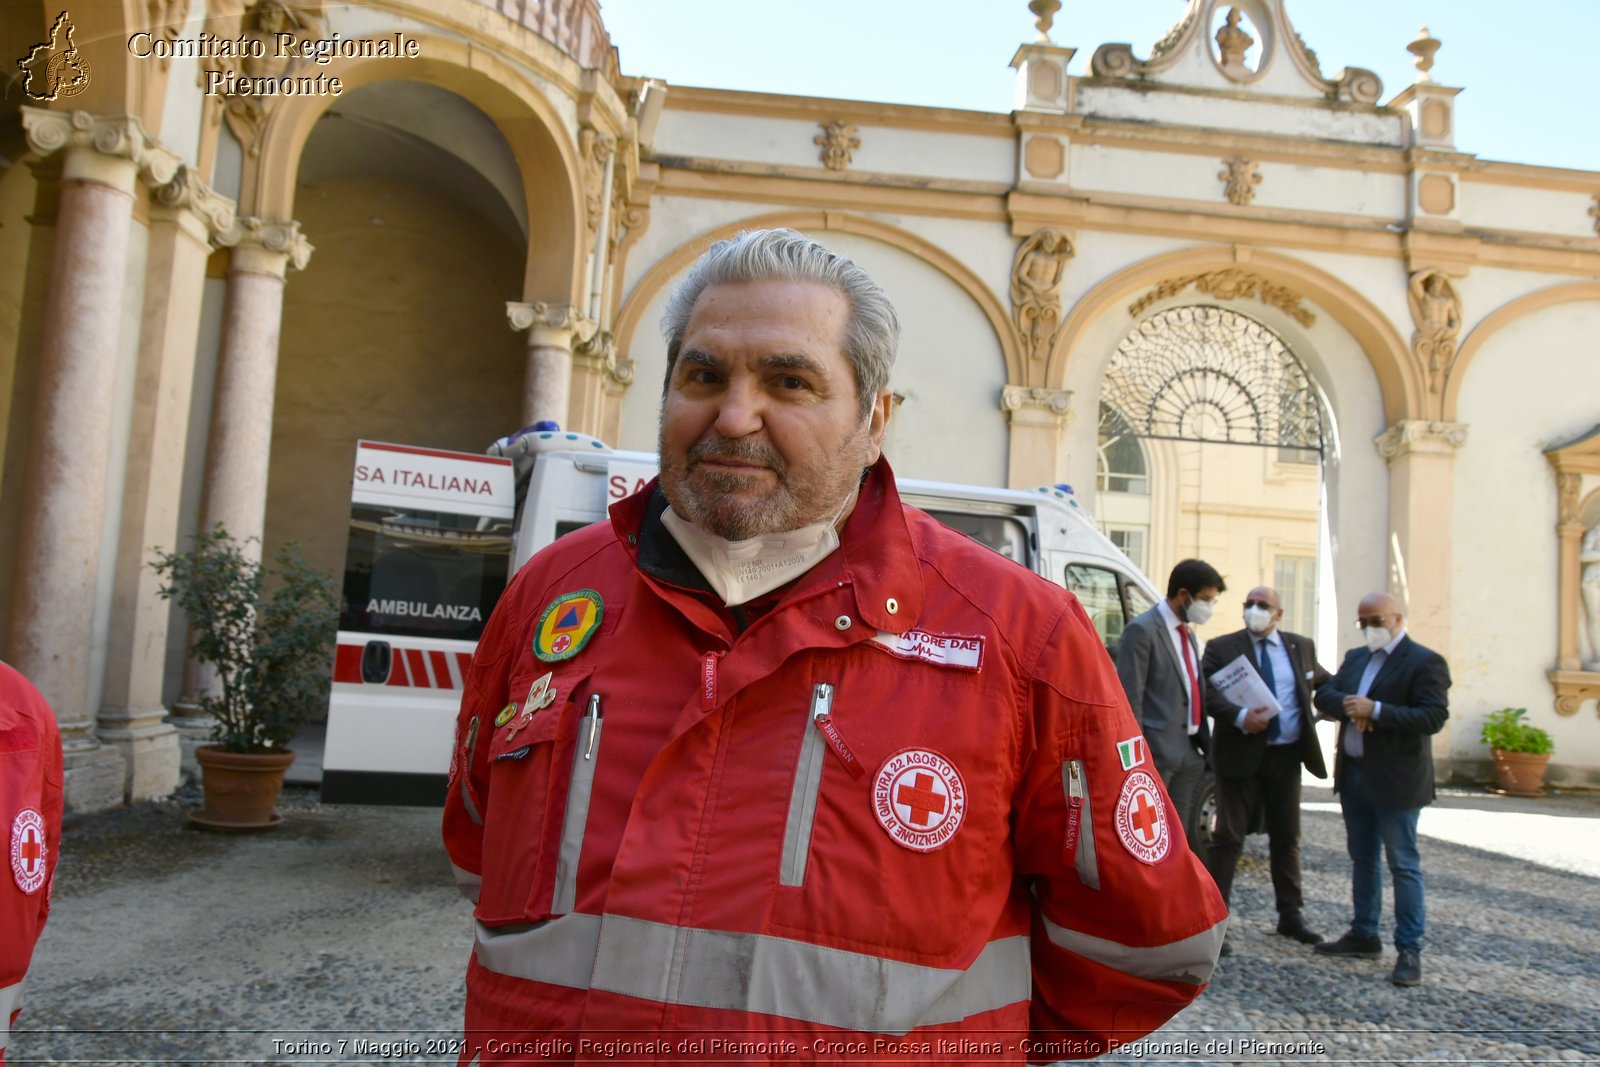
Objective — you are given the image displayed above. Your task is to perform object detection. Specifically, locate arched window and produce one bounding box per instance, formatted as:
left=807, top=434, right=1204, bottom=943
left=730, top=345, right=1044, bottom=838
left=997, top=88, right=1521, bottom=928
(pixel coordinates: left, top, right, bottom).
left=1097, top=403, right=1148, bottom=495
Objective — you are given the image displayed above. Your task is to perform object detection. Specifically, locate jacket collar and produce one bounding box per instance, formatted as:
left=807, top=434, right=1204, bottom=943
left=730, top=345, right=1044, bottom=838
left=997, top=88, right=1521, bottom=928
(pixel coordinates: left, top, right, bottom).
left=608, top=456, right=926, bottom=633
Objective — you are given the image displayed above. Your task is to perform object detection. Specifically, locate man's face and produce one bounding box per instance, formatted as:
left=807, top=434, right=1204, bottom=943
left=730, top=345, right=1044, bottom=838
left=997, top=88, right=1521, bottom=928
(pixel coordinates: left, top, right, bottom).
left=659, top=279, right=889, bottom=541
left=1242, top=586, right=1282, bottom=633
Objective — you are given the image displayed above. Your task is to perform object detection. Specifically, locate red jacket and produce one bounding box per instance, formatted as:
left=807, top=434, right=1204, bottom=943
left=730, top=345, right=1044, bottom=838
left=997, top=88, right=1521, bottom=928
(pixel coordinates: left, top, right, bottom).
left=443, top=462, right=1226, bottom=1064
left=1, top=662, right=63, bottom=1065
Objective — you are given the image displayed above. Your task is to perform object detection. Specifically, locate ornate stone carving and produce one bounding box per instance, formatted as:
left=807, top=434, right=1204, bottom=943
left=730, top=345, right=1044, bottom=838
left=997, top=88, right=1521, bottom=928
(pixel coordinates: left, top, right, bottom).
left=1214, top=8, right=1254, bottom=77
left=1588, top=195, right=1600, bottom=236
left=507, top=301, right=596, bottom=345
left=21, top=108, right=181, bottom=188
left=1582, top=522, right=1600, bottom=671
left=579, top=126, right=616, bottom=236
left=1149, top=12, right=1196, bottom=61
left=1557, top=472, right=1583, bottom=526
left=1219, top=157, right=1262, bottom=206
left=1028, top=0, right=1062, bottom=42
left=574, top=329, right=634, bottom=386
left=1001, top=385, right=1072, bottom=423
left=1128, top=269, right=1315, bottom=327
left=1009, top=228, right=1074, bottom=366
left=814, top=121, right=861, bottom=172
left=1549, top=672, right=1600, bottom=717
left=154, top=165, right=237, bottom=236
left=1373, top=419, right=1468, bottom=463
left=1407, top=268, right=1462, bottom=394
left=216, top=216, right=313, bottom=272
left=146, top=0, right=192, bottom=69
left=203, top=1, right=327, bottom=157
left=1407, top=26, right=1441, bottom=83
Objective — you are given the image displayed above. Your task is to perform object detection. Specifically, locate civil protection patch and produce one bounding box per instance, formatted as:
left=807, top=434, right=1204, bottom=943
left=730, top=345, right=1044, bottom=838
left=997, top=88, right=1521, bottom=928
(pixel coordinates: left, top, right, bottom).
left=1114, top=770, right=1170, bottom=865
left=11, top=808, right=46, bottom=894
left=533, top=590, right=603, bottom=662
left=872, top=748, right=966, bottom=853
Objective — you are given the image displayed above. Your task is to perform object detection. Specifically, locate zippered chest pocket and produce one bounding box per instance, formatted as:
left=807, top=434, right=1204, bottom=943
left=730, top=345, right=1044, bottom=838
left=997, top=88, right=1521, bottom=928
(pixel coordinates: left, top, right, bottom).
left=475, top=666, right=598, bottom=924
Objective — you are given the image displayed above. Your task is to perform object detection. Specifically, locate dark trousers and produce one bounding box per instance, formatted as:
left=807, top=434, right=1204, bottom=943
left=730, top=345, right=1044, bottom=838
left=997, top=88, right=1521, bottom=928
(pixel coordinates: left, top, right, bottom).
left=1204, top=744, right=1305, bottom=914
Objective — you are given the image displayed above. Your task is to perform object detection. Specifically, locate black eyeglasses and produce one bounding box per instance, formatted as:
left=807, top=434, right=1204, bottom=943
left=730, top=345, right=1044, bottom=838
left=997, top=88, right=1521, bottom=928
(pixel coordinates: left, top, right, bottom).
left=1243, top=599, right=1274, bottom=610
left=1355, top=614, right=1394, bottom=628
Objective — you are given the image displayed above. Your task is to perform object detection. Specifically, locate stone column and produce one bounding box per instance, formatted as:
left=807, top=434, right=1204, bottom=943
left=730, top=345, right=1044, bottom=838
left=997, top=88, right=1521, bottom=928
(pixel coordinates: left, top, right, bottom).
left=1002, top=385, right=1073, bottom=489
left=1375, top=418, right=1468, bottom=780
left=8, top=109, right=180, bottom=814
left=171, top=217, right=311, bottom=765
left=507, top=301, right=593, bottom=428
left=97, top=167, right=236, bottom=801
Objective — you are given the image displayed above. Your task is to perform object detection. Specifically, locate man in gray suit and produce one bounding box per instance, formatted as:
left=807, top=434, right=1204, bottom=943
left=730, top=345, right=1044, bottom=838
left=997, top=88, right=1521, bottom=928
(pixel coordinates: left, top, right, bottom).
left=1115, top=559, right=1224, bottom=849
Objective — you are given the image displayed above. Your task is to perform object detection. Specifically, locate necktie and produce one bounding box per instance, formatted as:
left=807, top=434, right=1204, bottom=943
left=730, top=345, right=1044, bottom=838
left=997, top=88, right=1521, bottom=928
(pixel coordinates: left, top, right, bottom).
left=1344, top=649, right=1387, bottom=758
left=1257, top=638, right=1281, bottom=742
left=1177, top=624, right=1201, bottom=735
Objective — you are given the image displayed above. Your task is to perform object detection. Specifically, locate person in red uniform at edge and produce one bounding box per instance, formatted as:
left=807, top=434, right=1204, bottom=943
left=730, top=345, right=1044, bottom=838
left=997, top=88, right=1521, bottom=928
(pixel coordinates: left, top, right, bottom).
left=443, top=228, right=1227, bottom=1065
left=1, top=662, right=64, bottom=1065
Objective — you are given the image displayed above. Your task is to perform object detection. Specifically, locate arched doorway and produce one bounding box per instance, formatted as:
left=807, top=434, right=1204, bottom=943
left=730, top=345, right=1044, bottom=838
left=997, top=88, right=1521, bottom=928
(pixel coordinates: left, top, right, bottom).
left=1097, top=305, right=1331, bottom=648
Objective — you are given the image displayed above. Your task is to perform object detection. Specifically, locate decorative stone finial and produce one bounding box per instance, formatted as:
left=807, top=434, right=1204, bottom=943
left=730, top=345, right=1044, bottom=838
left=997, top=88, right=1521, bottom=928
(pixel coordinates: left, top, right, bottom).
left=1407, top=26, right=1441, bottom=83
left=1029, top=0, right=1062, bottom=43
left=1215, top=7, right=1254, bottom=76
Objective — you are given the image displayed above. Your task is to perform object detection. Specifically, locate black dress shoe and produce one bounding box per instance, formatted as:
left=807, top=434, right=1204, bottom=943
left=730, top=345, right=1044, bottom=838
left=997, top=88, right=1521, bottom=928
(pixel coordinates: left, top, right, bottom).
left=1314, top=931, right=1383, bottom=958
left=1219, top=938, right=1233, bottom=957
left=1391, top=948, right=1422, bottom=986
left=1276, top=912, right=1323, bottom=945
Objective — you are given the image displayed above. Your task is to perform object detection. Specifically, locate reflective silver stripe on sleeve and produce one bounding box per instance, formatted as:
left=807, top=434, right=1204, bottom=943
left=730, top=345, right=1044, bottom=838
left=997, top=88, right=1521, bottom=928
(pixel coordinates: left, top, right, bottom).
left=779, top=694, right=828, bottom=887
left=591, top=915, right=1030, bottom=1034
left=0, top=979, right=23, bottom=1050
left=473, top=914, right=603, bottom=989
left=552, top=706, right=602, bottom=914
left=1040, top=911, right=1225, bottom=985
left=451, top=863, right=482, bottom=904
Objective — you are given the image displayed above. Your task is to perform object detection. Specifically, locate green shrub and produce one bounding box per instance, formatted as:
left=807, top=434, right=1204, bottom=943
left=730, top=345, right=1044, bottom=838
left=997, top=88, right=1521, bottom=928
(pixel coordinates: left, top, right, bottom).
left=1478, top=707, right=1554, bottom=756
left=151, top=527, right=339, bottom=753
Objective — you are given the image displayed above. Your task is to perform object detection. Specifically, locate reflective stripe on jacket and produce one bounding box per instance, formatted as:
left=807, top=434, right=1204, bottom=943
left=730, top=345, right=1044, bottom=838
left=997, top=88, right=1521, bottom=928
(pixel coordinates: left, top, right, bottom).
left=441, top=460, right=1227, bottom=1064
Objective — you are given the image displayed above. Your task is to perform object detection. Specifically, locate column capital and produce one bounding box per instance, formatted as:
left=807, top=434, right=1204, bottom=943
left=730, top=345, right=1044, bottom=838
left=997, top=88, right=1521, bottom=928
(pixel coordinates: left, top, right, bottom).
left=507, top=301, right=596, bottom=348
left=152, top=164, right=237, bottom=239
left=1374, top=419, right=1468, bottom=462
left=21, top=107, right=180, bottom=192
left=574, top=329, right=635, bottom=386
left=216, top=216, right=312, bottom=277
left=1001, top=385, right=1073, bottom=426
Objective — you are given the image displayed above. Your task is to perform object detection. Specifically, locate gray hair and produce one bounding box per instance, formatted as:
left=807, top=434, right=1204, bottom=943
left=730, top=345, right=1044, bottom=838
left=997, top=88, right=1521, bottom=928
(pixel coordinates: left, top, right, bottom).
left=660, top=228, right=900, bottom=420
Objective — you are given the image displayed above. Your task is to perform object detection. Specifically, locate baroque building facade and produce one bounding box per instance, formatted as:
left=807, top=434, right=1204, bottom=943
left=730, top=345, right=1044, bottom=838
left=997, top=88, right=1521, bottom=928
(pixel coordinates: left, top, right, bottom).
left=2, top=0, right=1597, bottom=812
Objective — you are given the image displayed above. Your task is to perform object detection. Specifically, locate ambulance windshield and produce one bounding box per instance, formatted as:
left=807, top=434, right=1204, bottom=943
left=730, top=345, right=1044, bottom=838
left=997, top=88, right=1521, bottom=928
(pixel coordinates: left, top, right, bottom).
left=339, top=506, right=512, bottom=641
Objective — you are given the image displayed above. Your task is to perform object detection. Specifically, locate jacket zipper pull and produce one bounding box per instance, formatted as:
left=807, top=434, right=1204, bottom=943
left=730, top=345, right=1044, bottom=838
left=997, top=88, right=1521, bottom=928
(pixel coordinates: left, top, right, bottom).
left=701, top=651, right=722, bottom=711
left=1064, top=759, right=1084, bottom=856
left=811, top=683, right=864, bottom=780
left=583, top=693, right=602, bottom=760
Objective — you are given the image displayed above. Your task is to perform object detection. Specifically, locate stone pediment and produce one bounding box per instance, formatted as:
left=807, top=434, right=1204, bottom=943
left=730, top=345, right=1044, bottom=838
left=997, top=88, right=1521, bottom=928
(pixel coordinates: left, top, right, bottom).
left=1078, top=0, right=1398, bottom=145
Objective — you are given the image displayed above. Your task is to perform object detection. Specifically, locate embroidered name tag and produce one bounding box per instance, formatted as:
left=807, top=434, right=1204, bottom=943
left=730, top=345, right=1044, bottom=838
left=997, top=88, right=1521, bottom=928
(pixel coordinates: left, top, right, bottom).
left=867, top=630, right=984, bottom=672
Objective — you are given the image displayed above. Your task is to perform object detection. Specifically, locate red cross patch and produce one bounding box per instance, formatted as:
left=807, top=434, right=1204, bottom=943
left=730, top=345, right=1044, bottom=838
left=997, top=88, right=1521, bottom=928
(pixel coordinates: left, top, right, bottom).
left=1114, top=770, right=1170, bottom=865
left=11, top=808, right=47, bottom=894
left=872, top=748, right=966, bottom=853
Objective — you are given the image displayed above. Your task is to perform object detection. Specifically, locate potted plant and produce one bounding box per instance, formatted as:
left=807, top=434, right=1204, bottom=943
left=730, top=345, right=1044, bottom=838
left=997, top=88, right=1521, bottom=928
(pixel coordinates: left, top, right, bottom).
left=151, top=527, right=339, bottom=830
left=1479, top=707, right=1555, bottom=797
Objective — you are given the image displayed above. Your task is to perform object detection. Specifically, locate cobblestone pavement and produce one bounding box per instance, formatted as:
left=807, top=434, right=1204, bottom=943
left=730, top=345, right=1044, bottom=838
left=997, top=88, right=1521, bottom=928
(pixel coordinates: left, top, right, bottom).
left=10, top=784, right=1600, bottom=1065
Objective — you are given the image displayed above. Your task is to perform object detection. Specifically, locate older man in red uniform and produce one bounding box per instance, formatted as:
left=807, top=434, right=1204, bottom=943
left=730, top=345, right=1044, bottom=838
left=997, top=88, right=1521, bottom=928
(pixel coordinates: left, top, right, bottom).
left=443, top=229, right=1227, bottom=1063
left=1, top=662, right=63, bottom=1065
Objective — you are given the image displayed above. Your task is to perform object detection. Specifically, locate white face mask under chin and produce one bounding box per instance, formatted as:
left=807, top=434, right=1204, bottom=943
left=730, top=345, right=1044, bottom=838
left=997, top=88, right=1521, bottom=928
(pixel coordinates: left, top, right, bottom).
left=1363, top=626, right=1392, bottom=652
left=660, top=490, right=855, bottom=606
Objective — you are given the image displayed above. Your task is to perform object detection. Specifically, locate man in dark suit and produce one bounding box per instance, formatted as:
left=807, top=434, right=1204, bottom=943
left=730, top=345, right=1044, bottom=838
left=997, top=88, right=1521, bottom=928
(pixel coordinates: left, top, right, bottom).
left=1200, top=586, right=1330, bottom=954
left=1312, top=591, right=1450, bottom=987
left=1115, top=559, right=1223, bottom=850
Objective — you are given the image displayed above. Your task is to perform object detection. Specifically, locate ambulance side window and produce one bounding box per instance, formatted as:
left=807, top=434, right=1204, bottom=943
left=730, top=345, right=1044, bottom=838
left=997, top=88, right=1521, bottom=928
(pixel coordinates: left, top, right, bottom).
left=1064, top=564, right=1127, bottom=656
left=924, top=510, right=1032, bottom=568
left=340, top=507, right=512, bottom=641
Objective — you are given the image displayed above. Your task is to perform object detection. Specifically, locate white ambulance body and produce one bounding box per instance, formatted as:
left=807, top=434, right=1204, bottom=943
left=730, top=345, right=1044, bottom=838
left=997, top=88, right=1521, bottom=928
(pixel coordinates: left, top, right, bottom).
left=322, top=429, right=1160, bottom=805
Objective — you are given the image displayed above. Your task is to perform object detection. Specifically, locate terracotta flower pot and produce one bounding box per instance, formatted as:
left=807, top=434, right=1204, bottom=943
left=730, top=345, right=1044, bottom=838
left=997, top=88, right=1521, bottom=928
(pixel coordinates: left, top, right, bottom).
left=190, top=745, right=297, bottom=831
left=1490, top=749, right=1550, bottom=798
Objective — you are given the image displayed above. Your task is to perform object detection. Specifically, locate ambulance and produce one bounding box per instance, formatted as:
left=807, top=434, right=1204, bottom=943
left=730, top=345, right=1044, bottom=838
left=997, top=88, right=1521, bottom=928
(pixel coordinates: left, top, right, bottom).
left=321, top=426, right=1167, bottom=812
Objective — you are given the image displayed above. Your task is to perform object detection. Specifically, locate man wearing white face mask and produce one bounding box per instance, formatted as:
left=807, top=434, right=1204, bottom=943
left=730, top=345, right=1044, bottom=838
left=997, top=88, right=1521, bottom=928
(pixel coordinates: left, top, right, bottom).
left=1312, top=591, right=1450, bottom=988
left=1199, top=586, right=1331, bottom=954
left=1115, top=559, right=1225, bottom=850
left=443, top=229, right=1227, bottom=1063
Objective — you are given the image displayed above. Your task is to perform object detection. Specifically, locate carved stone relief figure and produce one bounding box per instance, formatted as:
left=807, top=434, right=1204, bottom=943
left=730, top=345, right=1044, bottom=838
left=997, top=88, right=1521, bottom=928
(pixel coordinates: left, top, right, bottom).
left=814, top=121, right=861, bottom=172
left=1219, top=157, right=1262, bottom=206
left=1215, top=8, right=1254, bottom=77
left=1009, top=228, right=1074, bottom=365
left=1583, top=522, right=1600, bottom=670
left=1407, top=268, right=1462, bottom=393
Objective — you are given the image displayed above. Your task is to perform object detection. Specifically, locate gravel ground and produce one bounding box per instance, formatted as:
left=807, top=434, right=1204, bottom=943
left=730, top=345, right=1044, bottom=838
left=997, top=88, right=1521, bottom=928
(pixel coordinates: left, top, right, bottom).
left=9, top=783, right=1599, bottom=1065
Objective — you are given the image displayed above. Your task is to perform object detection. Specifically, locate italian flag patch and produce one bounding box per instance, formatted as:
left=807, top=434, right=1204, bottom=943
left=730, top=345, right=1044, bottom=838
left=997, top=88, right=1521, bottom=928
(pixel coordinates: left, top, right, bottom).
left=1116, top=736, right=1147, bottom=772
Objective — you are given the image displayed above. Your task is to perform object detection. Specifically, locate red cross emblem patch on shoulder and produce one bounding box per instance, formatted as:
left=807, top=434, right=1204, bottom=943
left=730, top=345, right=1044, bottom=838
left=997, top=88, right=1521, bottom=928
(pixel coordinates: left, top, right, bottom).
left=1114, top=770, right=1170, bottom=865
left=11, top=808, right=47, bottom=894
left=872, top=749, right=966, bottom=853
